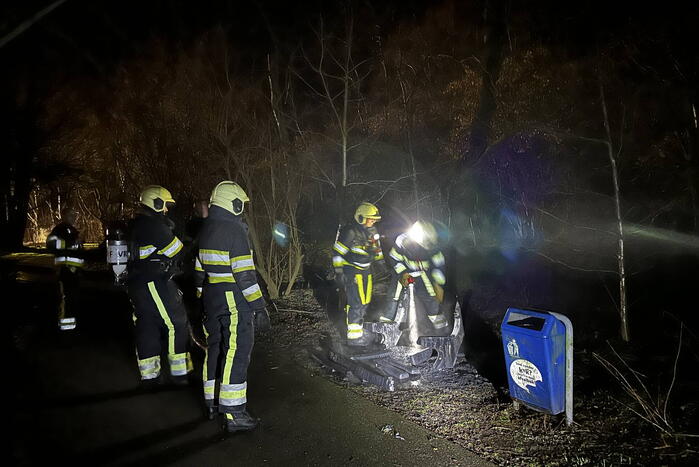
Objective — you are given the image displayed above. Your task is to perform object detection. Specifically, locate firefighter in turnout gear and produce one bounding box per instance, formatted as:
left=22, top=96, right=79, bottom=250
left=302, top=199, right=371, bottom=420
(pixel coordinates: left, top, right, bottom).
left=333, top=202, right=384, bottom=346
left=382, top=221, right=448, bottom=331
left=46, top=207, right=85, bottom=332
left=127, top=186, right=193, bottom=384
left=194, top=181, right=271, bottom=433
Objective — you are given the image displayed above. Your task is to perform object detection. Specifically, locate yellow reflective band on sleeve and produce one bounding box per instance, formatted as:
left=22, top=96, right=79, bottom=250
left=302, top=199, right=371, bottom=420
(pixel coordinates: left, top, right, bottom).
left=207, top=272, right=235, bottom=283
left=332, top=255, right=346, bottom=268
left=139, top=245, right=157, bottom=259
left=55, top=257, right=85, bottom=267
left=242, top=284, right=262, bottom=302
left=159, top=237, right=184, bottom=258
left=431, top=268, right=446, bottom=285
left=200, top=249, right=230, bottom=265
left=389, top=248, right=404, bottom=262
left=431, top=252, right=446, bottom=267
left=196, top=287, right=202, bottom=298
left=351, top=246, right=370, bottom=256
left=333, top=241, right=349, bottom=255
left=374, top=251, right=384, bottom=261
left=231, top=254, right=255, bottom=273
left=195, top=258, right=204, bottom=272
left=147, top=281, right=176, bottom=355
left=394, top=262, right=407, bottom=274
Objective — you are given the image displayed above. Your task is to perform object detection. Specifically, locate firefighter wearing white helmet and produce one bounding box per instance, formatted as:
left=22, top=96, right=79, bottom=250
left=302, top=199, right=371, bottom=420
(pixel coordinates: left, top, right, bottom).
left=381, top=220, right=449, bottom=331
left=194, top=181, right=270, bottom=432
left=127, top=185, right=193, bottom=385
left=332, top=202, right=384, bottom=346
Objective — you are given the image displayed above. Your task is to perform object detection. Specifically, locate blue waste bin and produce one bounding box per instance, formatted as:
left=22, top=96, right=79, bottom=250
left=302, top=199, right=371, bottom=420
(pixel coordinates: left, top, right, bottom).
left=501, top=308, right=569, bottom=415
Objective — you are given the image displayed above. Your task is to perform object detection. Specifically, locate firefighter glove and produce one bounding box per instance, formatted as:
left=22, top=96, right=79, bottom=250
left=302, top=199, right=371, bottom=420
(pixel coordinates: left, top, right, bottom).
left=334, top=270, right=344, bottom=288
left=254, top=306, right=272, bottom=333
left=434, top=284, right=444, bottom=304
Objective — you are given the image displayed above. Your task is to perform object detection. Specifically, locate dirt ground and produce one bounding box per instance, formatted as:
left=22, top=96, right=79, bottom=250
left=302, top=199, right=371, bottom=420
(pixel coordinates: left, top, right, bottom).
left=265, top=289, right=699, bottom=467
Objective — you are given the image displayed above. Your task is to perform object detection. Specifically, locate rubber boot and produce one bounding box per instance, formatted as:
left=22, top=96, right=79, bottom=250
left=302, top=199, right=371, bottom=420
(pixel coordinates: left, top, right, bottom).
left=139, top=373, right=165, bottom=390
left=379, top=300, right=399, bottom=323
left=346, top=332, right=385, bottom=351
left=205, top=405, right=218, bottom=420
left=225, top=411, right=259, bottom=433
left=170, top=374, right=191, bottom=387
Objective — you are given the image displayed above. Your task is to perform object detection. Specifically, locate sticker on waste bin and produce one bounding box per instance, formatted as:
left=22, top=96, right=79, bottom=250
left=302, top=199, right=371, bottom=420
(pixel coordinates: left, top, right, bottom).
left=509, top=358, right=542, bottom=393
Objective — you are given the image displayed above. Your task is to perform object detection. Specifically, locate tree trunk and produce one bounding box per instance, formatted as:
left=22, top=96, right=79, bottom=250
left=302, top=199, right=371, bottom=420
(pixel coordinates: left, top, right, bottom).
left=600, top=83, right=630, bottom=342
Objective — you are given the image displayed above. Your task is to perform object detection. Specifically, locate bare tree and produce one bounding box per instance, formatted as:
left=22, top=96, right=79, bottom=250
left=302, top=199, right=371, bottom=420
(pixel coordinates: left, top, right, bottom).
left=600, top=82, right=630, bottom=342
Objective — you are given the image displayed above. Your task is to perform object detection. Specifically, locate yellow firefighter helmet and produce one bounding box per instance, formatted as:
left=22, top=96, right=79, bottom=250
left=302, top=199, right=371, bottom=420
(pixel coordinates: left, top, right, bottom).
left=139, top=185, right=175, bottom=213
left=354, top=202, right=381, bottom=225
left=210, top=181, right=249, bottom=215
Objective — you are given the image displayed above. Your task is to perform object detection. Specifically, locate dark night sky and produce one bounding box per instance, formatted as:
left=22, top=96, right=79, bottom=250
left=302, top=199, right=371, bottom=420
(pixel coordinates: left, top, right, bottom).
left=2, top=1, right=695, bottom=99
left=1, top=0, right=696, bottom=191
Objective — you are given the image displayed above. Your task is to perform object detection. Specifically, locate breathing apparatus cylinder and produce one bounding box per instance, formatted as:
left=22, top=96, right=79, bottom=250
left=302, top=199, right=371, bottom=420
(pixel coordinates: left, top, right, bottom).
left=106, top=223, right=129, bottom=284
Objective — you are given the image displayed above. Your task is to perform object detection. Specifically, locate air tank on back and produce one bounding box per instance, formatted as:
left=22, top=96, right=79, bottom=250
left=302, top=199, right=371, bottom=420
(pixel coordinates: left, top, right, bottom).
left=105, top=221, right=129, bottom=284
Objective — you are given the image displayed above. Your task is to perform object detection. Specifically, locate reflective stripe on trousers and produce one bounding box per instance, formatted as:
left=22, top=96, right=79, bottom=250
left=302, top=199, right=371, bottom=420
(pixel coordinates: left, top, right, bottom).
left=344, top=271, right=372, bottom=339
left=137, top=355, right=161, bottom=380
left=128, top=278, right=191, bottom=380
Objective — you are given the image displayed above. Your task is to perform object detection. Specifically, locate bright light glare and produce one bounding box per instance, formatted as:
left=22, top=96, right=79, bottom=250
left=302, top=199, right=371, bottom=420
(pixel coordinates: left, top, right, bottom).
left=407, top=222, right=424, bottom=244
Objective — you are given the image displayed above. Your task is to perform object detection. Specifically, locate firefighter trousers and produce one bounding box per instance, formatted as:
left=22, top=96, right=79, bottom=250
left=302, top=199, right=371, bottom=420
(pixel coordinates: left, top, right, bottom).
left=202, top=285, right=254, bottom=414
left=384, top=278, right=448, bottom=330
left=343, top=269, right=373, bottom=340
left=128, top=276, right=192, bottom=380
left=57, top=266, right=79, bottom=331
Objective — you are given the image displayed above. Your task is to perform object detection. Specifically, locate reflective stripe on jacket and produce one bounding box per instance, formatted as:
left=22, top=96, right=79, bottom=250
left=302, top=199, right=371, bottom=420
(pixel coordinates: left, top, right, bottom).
left=194, top=205, right=266, bottom=310
left=47, top=222, right=85, bottom=268
left=128, top=208, right=184, bottom=276
left=333, top=224, right=383, bottom=271
left=389, top=233, right=446, bottom=292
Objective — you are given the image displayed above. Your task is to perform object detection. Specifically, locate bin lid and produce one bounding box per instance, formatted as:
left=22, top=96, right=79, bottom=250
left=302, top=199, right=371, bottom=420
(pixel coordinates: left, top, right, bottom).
left=501, top=308, right=561, bottom=336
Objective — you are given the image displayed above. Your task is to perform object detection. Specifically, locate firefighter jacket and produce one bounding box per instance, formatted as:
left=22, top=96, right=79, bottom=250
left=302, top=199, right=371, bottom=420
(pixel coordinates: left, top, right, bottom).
left=193, top=205, right=266, bottom=311
left=46, top=222, right=85, bottom=268
left=388, top=233, right=446, bottom=295
left=127, top=208, right=184, bottom=278
left=333, top=223, right=384, bottom=272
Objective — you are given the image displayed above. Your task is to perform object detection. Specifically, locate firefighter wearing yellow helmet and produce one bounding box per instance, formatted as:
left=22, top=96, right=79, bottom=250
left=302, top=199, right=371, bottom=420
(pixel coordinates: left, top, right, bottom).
left=127, top=185, right=193, bottom=385
left=381, top=220, right=449, bottom=331
left=193, top=181, right=270, bottom=432
left=332, top=202, right=384, bottom=346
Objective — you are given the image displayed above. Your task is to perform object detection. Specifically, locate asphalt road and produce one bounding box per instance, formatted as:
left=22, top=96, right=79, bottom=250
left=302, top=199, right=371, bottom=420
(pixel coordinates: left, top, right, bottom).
left=7, top=252, right=491, bottom=466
